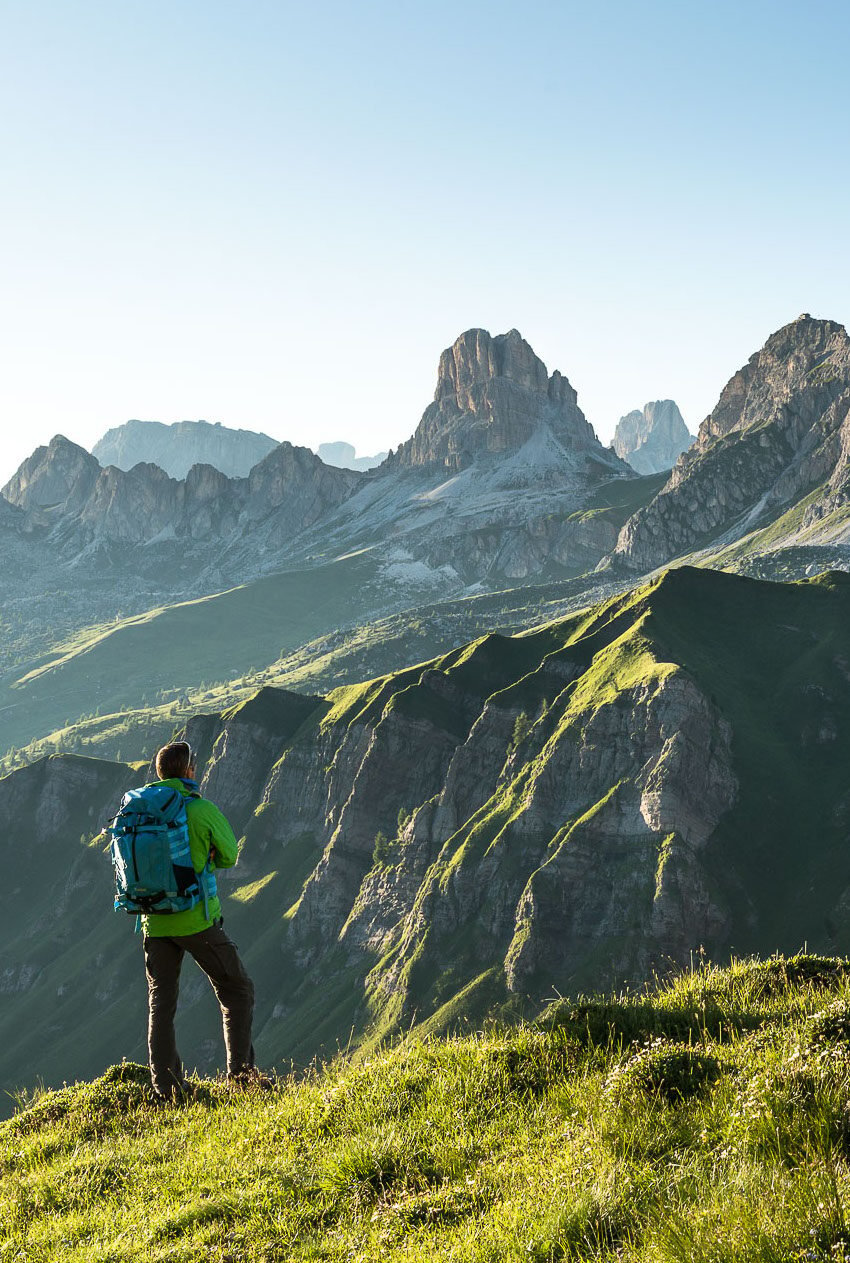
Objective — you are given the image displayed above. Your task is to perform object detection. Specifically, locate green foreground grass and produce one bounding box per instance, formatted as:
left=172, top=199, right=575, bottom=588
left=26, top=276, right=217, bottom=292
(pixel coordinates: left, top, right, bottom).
left=7, top=956, right=850, bottom=1261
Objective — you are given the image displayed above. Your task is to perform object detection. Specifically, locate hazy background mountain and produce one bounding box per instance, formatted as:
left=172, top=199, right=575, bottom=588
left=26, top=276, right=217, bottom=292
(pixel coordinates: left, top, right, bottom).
left=612, top=400, right=693, bottom=475
left=317, top=441, right=388, bottom=470
left=92, top=418, right=280, bottom=479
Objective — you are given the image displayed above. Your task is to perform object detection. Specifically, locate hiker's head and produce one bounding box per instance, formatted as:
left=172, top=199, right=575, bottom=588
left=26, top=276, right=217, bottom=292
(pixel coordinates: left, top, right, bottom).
left=155, top=741, right=196, bottom=781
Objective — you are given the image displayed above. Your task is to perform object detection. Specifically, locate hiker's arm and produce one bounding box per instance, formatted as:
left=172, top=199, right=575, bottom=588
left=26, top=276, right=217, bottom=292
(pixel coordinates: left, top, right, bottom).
left=198, top=801, right=239, bottom=869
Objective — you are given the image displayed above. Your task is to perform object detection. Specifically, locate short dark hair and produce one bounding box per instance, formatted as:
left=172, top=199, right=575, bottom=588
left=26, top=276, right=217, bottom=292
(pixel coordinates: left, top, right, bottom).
left=156, top=741, right=195, bottom=780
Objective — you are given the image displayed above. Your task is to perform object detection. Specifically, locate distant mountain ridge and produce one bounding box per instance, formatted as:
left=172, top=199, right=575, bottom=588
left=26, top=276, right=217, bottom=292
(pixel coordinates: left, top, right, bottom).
left=0, top=327, right=636, bottom=590
left=2, top=435, right=362, bottom=551
left=613, top=400, right=692, bottom=475
left=93, top=419, right=279, bottom=479
left=4, top=315, right=850, bottom=778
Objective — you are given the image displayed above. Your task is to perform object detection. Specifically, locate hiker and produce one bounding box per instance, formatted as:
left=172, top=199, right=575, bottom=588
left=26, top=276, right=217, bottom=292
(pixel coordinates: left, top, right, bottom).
left=110, top=740, right=257, bottom=1100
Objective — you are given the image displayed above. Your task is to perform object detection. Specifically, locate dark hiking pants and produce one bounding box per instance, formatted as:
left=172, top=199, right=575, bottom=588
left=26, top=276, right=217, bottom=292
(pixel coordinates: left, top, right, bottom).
left=143, top=921, right=255, bottom=1099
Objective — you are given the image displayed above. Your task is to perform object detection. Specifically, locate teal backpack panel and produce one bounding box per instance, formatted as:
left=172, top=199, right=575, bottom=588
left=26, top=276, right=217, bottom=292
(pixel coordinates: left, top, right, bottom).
left=110, top=784, right=214, bottom=919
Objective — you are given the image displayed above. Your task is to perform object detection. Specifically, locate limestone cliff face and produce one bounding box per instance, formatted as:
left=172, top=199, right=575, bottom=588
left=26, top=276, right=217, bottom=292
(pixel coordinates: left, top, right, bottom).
left=614, top=316, right=850, bottom=571
left=92, top=419, right=279, bottom=480
left=613, top=401, right=693, bottom=475
left=387, top=328, right=607, bottom=471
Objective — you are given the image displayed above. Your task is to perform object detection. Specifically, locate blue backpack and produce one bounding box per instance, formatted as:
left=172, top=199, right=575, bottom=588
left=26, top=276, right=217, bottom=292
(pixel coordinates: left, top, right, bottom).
left=110, top=784, right=215, bottom=929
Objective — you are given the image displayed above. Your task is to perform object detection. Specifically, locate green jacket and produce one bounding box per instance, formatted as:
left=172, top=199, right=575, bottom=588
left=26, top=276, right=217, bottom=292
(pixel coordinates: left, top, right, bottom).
left=142, top=778, right=239, bottom=938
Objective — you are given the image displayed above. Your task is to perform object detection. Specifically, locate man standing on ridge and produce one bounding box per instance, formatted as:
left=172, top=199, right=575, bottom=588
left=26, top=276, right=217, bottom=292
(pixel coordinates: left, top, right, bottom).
left=119, top=740, right=258, bottom=1100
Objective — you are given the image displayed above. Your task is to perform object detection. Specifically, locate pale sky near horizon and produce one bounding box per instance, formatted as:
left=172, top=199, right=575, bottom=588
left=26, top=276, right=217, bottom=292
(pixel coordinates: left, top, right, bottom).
left=1, top=0, right=848, bottom=485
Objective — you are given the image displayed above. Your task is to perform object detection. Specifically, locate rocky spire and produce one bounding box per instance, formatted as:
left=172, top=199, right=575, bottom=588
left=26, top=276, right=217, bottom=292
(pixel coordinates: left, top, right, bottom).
left=387, top=328, right=601, bottom=471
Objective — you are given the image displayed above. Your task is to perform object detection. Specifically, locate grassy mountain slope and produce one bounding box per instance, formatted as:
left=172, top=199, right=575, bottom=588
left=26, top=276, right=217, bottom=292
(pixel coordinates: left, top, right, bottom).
left=4, top=568, right=850, bottom=1107
left=338, top=566, right=850, bottom=1037
left=6, top=956, right=850, bottom=1261
left=0, top=550, right=390, bottom=755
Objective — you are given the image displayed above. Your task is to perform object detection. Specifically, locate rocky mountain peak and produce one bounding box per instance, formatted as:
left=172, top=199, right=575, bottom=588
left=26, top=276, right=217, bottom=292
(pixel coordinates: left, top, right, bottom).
left=388, top=327, right=603, bottom=471
left=2, top=435, right=101, bottom=518
left=703, top=314, right=850, bottom=444
left=613, top=400, right=693, bottom=475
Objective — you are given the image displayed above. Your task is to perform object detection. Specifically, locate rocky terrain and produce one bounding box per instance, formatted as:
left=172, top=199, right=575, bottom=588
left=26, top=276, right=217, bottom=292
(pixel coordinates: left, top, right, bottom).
left=5, top=315, right=850, bottom=828
left=295, top=327, right=634, bottom=584
left=92, top=418, right=279, bottom=479
left=613, top=315, right=850, bottom=572
left=3, top=566, right=849, bottom=1098
left=612, top=399, right=692, bottom=474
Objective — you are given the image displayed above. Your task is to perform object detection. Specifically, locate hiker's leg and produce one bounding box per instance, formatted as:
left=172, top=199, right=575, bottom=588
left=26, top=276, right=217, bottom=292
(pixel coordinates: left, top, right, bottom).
left=144, top=935, right=186, bottom=1098
left=186, top=923, right=256, bottom=1076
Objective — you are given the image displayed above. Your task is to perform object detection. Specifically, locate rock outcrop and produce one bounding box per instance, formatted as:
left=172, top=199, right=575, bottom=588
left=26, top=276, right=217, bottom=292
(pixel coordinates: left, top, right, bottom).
left=613, top=316, right=850, bottom=571
left=613, top=400, right=693, bottom=475
left=92, top=419, right=279, bottom=480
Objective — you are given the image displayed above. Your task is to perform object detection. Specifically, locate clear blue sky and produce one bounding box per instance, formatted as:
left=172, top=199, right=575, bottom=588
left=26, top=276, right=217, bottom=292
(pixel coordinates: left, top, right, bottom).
left=1, top=0, right=848, bottom=483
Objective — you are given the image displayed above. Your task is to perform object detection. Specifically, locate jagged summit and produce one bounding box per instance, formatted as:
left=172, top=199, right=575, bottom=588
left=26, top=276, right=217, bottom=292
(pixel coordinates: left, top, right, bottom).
left=387, top=327, right=604, bottom=471
left=613, top=400, right=692, bottom=475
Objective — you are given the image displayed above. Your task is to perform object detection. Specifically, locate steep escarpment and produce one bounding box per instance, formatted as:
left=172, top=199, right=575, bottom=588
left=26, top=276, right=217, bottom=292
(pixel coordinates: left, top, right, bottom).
left=3, top=567, right=850, bottom=1098
left=613, top=315, right=850, bottom=571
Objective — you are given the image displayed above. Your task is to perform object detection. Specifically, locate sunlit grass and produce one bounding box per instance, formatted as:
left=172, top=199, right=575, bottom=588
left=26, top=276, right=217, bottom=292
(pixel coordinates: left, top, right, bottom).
left=5, top=954, right=850, bottom=1260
